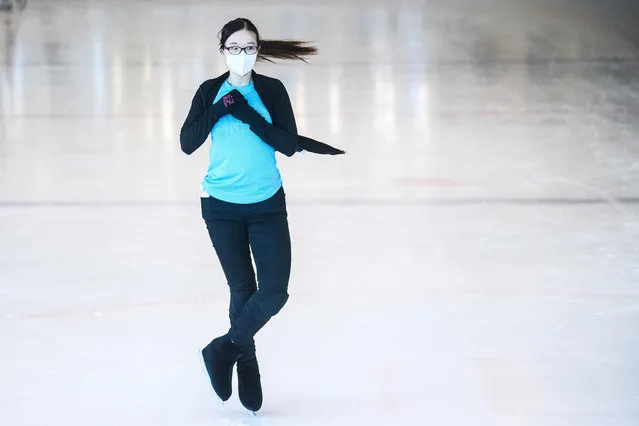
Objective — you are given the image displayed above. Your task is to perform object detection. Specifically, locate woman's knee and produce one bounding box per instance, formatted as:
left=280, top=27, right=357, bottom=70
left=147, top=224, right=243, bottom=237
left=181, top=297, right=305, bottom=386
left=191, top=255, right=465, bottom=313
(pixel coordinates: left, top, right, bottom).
left=228, top=276, right=257, bottom=292
left=256, top=291, right=289, bottom=317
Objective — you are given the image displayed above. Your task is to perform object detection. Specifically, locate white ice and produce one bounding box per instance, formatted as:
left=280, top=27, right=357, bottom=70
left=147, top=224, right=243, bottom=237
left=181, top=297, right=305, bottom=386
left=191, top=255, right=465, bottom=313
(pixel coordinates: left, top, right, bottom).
left=1, top=1, right=638, bottom=425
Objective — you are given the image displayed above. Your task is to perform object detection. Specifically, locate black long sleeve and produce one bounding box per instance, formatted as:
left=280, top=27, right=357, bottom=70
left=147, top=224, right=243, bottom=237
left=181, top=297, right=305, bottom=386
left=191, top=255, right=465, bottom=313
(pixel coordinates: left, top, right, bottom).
left=231, top=80, right=344, bottom=157
left=233, top=79, right=300, bottom=157
left=232, top=103, right=345, bottom=156
left=179, top=87, right=220, bottom=155
left=231, top=105, right=299, bottom=157
left=249, top=121, right=299, bottom=157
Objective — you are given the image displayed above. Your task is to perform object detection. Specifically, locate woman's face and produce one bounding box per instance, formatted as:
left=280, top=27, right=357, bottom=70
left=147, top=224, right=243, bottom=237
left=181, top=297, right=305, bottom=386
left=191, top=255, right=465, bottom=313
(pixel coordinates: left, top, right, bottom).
left=223, top=29, right=259, bottom=77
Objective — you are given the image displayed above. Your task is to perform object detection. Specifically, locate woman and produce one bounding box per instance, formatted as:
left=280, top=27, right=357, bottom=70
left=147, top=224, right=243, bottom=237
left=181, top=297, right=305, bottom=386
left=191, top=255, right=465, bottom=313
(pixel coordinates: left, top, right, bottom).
left=179, top=18, right=343, bottom=413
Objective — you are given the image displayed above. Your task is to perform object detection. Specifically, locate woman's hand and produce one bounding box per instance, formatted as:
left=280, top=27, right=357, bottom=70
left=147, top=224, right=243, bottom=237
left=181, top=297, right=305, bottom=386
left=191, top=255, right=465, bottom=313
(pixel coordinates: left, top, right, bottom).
left=213, top=89, right=248, bottom=119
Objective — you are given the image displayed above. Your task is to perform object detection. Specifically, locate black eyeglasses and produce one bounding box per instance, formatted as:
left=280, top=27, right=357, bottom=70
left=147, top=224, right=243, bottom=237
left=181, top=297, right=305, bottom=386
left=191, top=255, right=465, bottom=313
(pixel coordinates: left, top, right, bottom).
left=225, top=45, right=258, bottom=55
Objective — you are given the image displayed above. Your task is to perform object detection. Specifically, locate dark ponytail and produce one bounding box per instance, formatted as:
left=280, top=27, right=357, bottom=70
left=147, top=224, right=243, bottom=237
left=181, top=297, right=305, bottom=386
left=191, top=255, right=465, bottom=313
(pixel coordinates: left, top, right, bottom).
left=219, top=18, right=318, bottom=64
left=257, top=39, right=317, bottom=63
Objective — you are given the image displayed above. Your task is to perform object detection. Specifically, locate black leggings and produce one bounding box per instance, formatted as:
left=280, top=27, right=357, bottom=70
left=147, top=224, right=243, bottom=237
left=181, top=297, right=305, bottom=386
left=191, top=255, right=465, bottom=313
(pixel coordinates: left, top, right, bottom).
left=201, top=187, right=291, bottom=351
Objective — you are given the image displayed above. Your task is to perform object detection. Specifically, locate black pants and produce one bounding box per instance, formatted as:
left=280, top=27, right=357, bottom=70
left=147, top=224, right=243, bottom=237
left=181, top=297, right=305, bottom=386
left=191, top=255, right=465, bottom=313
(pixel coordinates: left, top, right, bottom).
left=201, top=187, right=291, bottom=351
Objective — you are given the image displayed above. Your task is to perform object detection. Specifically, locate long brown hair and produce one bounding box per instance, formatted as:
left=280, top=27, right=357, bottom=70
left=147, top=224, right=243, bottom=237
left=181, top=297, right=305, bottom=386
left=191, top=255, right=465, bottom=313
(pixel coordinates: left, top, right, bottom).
left=218, top=18, right=318, bottom=63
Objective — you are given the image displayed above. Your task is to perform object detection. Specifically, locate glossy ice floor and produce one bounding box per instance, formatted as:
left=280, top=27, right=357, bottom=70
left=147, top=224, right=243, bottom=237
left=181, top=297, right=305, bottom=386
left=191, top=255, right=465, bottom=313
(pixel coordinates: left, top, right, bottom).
left=1, top=1, right=638, bottom=425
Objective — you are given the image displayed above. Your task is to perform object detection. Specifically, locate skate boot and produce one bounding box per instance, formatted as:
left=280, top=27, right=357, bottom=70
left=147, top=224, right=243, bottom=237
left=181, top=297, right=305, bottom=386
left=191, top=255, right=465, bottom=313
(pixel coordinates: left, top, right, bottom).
left=237, top=353, right=263, bottom=412
left=201, top=335, right=243, bottom=401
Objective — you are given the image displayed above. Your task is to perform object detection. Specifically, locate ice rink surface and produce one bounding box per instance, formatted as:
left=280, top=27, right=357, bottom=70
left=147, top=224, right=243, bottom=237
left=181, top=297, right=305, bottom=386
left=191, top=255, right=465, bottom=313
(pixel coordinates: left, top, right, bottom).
left=1, top=0, right=638, bottom=425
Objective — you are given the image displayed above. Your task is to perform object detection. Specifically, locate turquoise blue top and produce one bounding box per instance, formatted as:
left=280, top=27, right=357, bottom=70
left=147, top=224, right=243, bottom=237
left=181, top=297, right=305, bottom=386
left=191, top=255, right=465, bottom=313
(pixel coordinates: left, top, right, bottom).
left=201, top=80, right=283, bottom=204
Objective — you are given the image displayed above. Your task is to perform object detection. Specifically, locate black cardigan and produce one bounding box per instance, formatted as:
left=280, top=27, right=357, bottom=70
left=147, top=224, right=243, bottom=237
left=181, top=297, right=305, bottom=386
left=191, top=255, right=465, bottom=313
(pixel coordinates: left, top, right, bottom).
left=179, top=71, right=344, bottom=156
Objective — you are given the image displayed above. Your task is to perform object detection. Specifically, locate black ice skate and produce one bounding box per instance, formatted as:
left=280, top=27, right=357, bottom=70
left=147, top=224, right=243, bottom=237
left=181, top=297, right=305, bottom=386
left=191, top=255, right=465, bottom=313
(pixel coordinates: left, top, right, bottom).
left=201, top=335, right=243, bottom=401
left=237, top=353, right=263, bottom=412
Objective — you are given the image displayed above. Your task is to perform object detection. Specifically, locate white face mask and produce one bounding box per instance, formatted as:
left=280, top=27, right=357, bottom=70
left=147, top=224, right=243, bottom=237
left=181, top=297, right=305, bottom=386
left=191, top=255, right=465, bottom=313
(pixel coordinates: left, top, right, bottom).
left=226, top=52, right=257, bottom=77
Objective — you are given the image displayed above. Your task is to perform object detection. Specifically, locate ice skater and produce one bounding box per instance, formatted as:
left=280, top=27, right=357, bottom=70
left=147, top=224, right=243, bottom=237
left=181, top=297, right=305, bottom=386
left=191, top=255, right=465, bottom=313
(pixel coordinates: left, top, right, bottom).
left=179, top=18, right=344, bottom=413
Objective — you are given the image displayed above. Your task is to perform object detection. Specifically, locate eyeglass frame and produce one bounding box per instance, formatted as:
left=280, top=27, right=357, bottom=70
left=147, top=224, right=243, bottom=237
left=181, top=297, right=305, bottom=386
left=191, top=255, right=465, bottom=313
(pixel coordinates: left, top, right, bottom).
left=224, top=45, right=259, bottom=55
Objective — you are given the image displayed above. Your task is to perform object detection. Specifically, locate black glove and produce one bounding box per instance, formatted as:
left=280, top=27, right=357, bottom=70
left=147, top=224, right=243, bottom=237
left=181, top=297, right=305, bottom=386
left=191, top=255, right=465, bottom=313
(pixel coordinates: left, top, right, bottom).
left=213, top=89, right=247, bottom=119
